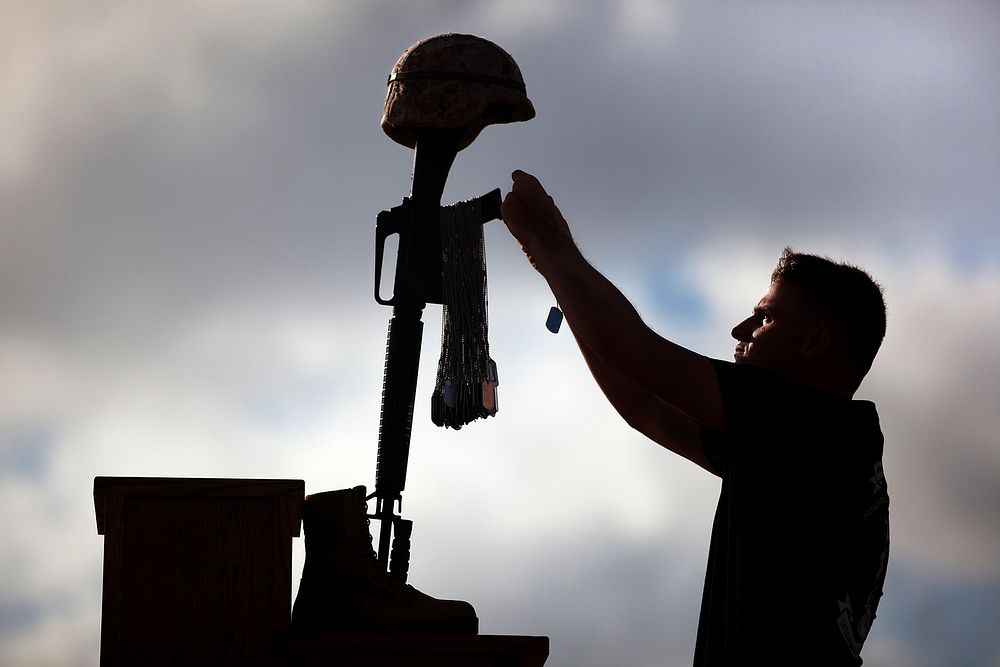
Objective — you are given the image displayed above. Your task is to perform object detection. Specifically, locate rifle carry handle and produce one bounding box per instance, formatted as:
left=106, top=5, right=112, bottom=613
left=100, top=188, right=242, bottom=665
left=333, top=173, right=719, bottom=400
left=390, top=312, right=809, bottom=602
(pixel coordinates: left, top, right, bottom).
left=374, top=203, right=408, bottom=306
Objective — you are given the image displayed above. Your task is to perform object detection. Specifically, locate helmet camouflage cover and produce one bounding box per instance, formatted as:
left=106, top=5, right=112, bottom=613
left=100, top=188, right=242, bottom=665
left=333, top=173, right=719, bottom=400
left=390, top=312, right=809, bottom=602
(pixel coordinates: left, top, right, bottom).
left=382, top=33, right=535, bottom=151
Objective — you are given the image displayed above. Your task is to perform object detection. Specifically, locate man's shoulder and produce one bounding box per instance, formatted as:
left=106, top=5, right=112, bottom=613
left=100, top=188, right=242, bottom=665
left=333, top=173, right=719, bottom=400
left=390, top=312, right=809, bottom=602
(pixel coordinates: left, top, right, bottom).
left=705, top=358, right=883, bottom=474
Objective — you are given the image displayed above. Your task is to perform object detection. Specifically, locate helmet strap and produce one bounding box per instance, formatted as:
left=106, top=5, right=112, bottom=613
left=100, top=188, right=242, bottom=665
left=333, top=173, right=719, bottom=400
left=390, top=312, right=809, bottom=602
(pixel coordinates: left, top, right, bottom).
left=388, top=70, right=527, bottom=95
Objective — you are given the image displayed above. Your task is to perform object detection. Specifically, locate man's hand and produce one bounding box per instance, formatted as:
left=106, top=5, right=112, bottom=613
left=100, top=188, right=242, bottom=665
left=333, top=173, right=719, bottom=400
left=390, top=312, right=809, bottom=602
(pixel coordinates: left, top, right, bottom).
left=500, top=170, right=574, bottom=275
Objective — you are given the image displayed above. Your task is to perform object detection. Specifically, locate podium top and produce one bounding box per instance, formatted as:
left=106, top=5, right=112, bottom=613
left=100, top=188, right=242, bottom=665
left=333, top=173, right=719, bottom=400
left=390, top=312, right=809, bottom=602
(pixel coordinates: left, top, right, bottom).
left=94, top=476, right=305, bottom=535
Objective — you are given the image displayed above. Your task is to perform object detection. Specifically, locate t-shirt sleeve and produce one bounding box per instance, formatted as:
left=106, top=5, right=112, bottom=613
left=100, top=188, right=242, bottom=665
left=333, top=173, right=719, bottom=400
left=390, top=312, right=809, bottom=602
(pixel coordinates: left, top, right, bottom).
left=699, top=423, right=726, bottom=477
left=701, top=358, right=831, bottom=475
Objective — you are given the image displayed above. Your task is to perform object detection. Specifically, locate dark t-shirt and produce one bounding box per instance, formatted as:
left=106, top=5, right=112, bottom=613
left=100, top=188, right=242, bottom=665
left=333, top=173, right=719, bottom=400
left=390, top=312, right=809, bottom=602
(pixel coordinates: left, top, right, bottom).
left=694, top=360, right=890, bottom=666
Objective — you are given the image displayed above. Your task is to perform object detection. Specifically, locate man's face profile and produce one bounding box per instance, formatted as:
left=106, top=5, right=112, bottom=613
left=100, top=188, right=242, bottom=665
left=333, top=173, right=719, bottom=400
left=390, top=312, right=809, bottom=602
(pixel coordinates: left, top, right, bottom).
left=731, top=280, right=820, bottom=377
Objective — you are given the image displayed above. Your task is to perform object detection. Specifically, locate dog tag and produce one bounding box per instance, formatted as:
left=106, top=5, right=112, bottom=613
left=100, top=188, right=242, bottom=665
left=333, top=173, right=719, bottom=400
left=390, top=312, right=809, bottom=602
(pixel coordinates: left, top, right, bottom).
left=545, top=305, right=563, bottom=333
left=443, top=382, right=457, bottom=408
left=482, top=380, right=496, bottom=413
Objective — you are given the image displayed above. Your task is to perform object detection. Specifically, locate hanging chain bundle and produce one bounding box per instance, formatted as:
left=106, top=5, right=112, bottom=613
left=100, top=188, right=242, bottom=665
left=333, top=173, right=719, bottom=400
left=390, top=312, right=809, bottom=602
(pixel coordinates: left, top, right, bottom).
left=430, top=195, right=499, bottom=430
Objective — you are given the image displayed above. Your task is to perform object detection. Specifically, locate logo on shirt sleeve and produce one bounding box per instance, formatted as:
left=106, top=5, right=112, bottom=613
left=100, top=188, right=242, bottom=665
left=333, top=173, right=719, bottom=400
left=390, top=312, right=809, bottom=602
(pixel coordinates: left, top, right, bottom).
left=869, top=461, right=885, bottom=493
left=836, top=515, right=890, bottom=657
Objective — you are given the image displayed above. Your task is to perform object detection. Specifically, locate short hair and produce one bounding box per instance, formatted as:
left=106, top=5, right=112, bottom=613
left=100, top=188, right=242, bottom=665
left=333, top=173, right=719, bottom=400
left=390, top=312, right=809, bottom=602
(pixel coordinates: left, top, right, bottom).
left=771, top=247, right=886, bottom=380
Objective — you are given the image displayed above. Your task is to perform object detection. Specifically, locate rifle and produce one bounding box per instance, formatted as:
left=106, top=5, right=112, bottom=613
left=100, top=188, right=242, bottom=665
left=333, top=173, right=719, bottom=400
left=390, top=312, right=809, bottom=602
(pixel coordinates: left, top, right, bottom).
left=370, top=127, right=501, bottom=581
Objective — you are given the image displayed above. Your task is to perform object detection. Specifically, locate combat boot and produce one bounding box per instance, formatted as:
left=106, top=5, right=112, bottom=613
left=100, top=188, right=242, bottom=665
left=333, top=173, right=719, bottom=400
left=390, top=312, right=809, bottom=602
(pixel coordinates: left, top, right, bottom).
left=291, top=486, right=478, bottom=634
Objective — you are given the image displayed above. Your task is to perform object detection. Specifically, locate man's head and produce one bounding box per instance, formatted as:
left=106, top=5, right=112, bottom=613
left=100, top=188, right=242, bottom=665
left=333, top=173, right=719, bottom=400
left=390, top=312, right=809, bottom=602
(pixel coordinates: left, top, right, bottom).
left=731, top=248, right=886, bottom=396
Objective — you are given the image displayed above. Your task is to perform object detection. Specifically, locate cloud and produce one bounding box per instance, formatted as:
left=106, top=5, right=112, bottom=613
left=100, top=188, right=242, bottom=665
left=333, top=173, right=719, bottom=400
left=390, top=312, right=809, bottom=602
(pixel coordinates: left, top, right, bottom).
left=1, top=1, right=998, bottom=665
left=863, top=255, right=1000, bottom=577
left=1, top=0, right=327, bottom=180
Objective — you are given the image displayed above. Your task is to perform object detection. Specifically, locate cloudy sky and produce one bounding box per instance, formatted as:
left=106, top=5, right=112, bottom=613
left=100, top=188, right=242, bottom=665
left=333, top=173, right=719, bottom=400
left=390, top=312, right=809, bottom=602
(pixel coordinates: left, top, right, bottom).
left=1, top=1, right=998, bottom=665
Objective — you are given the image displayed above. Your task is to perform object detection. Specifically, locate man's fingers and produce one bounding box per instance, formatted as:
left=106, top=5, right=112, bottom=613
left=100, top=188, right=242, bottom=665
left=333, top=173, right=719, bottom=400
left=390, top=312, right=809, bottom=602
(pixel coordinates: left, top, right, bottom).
left=500, top=188, right=523, bottom=222
left=502, top=170, right=539, bottom=226
left=503, top=169, right=572, bottom=276
left=510, top=170, right=547, bottom=202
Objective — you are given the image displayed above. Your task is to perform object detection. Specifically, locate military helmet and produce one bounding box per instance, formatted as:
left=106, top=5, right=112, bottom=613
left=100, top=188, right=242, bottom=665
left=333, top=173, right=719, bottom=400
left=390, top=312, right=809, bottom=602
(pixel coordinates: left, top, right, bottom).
left=382, top=33, right=535, bottom=151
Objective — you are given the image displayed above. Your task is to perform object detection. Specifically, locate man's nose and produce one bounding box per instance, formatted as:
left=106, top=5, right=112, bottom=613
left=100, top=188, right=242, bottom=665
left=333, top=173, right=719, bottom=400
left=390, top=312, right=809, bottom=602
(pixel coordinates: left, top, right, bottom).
left=732, top=317, right=753, bottom=341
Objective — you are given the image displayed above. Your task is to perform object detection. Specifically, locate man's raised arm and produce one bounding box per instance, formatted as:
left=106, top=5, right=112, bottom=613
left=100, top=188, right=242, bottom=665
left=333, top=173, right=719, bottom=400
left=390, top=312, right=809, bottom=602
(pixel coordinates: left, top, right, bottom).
left=500, top=170, right=724, bottom=435
left=574, top=332, right=716, bottom=472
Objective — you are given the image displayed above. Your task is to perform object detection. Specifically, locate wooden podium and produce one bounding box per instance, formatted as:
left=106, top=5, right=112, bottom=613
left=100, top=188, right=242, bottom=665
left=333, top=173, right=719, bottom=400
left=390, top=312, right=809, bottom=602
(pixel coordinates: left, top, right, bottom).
left=94, top=477, right=304, bottom=665
left=94, top=477, right=548, bottom=666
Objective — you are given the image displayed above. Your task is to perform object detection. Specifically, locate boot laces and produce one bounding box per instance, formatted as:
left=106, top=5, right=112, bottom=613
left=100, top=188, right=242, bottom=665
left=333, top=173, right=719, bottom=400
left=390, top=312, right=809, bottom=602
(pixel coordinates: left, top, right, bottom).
left=358, top=494, right=415, bottom=594
left=360, top=495, right=378, bottom=561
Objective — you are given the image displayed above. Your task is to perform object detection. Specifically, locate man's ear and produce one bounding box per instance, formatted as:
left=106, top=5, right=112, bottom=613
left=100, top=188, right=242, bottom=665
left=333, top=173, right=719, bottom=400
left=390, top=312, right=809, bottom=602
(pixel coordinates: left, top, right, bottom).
left=801, top=325, right=832, bottom=359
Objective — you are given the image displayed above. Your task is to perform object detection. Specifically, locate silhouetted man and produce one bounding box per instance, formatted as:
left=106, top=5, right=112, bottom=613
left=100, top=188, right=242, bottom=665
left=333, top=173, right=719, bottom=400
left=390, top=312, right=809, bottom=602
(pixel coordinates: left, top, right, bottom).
left=501, top=170, right=889, bottom=665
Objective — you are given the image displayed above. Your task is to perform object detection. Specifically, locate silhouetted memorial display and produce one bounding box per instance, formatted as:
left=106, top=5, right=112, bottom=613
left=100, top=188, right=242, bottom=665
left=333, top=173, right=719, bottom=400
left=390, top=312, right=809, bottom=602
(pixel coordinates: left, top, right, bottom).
left=94, top=33, right=547, bottom=665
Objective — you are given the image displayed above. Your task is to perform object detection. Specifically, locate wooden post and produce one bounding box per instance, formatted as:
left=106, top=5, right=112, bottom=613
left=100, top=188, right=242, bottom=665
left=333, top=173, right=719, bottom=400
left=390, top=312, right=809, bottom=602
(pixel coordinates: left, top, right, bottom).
left=94, top=477, right=304, bottom=666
